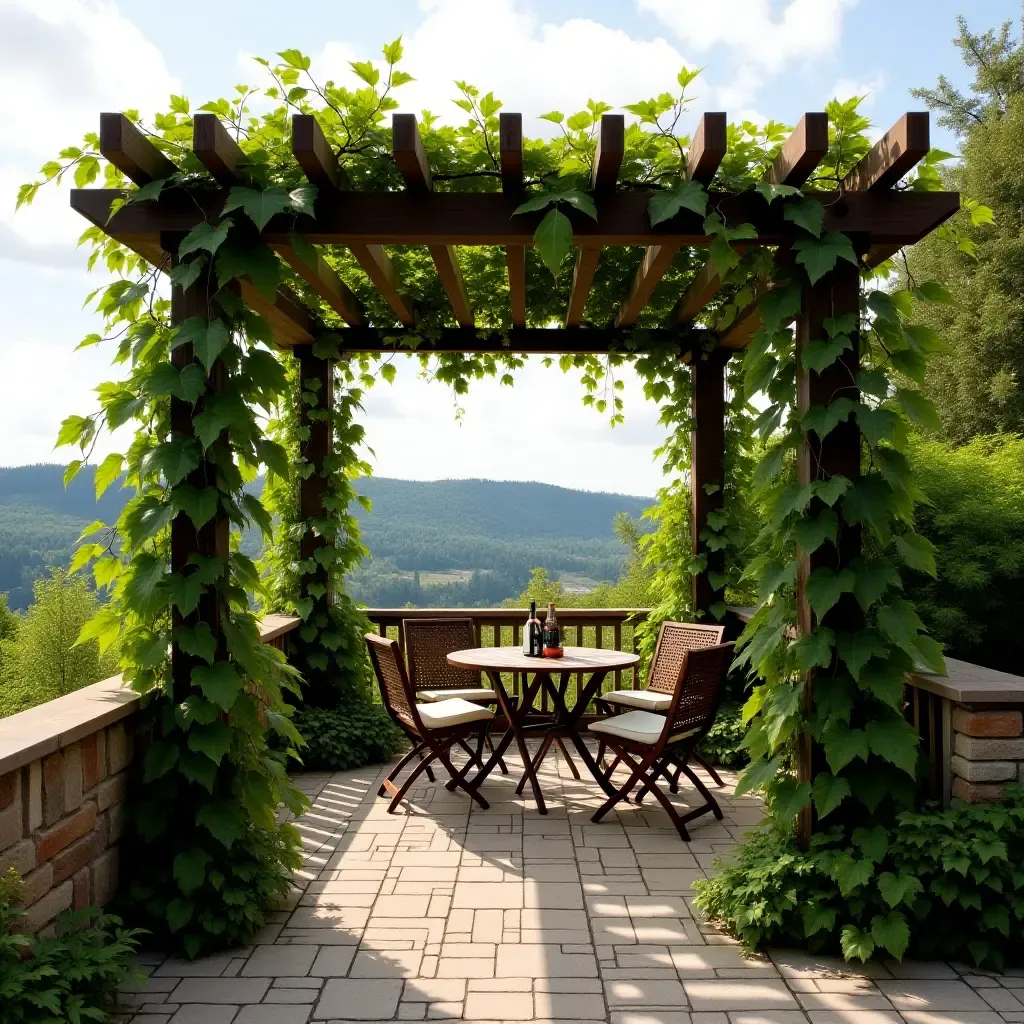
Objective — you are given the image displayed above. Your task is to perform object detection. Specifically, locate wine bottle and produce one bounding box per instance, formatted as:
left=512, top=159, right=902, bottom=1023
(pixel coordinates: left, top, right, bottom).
left=542, top=602, right=563, bottom=659
left=522, top=601, right=543, bottom=657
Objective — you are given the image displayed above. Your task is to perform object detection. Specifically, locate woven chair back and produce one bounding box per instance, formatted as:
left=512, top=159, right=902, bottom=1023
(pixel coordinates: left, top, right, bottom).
left=365, top=633, right=415, bottom=724
left=666, top=643, right=734, bottom=741
left=647, top=621, right=726, bottom=694
left=403, top=617, right=482, bottom=692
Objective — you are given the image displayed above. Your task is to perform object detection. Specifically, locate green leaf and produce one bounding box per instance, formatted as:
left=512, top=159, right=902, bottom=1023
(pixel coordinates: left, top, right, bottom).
left=148, top=438, right=201, bottom=486
left=837, top=629, right=890, bottom=681
left=897, top=388, right=941, bottom=432
left=805, top=566, right=855, bottom=619
left=769, top=777, right=812, bottom=819
left=783, top=197, right=824, bottom=237
left=793, top=231, right=859, bottom=284
left=840, top=924, right=875, bottom=962
left=513, top=193, right=556, bottom=216
left=793, top=508, right=838, bottom=554
left=801, top=333, right=852, bottom=374
left=179, top=695, right=220, bottom=728
left=166, top=897, right=194, bottom=933
left=812, top=772, right=851, bottom=818
left=188, top=721, right=234, bottom=765
left=196, top=800, right=244, bottom=847
left=832, top=852, right=875, bottom=896
left=871, top=912, right=910, bottom=960
left=894, top=533, right=937, bottom=577
left=173, top=484, right=220, bottom=529
left=876, top=599, right=926, bottom=661
left=216, top=244, right=281, bottom=297
left=802, top=902, right=836, bottom=938
left=180, top=218, right=232, bottom=257
left=789, top=628, right=834, bottom=671
left=801, top=397, right=855, bottom=440
left=221, top=185, right=291, bottom=231
left=855, top=405, right=902, bottom=448
left=851, top=556, right=903, bottom=611
left=824, top=727, right=870, bottom=773
left=175, top=623, right=217, bottom=664
left=534, top=207, right=573, bottom=279
left=170, top=260, right=203, bottom=291
left=143, top=740, right=179, bottom=782
left=814, top=475, right=851, bottom=507
left=173, top=849, right=211, bottom=896
left=94, top=452, right=124, bottom=498
left=648, top=181, right=707, bottom=226
left=858, top=658, right=907, bottom=708
left=852, top=824, right=889, bottom=862
left=754, top=182, right=801, bottom=204
left=279, top=48, right=311, bottom=70
left=877, top=871, right=923, bottom=908
left=734, top=754, right=783, bottom=798
left=866, top=716, right=919, bottom=775
left=192, top=661, right=244, bottom=711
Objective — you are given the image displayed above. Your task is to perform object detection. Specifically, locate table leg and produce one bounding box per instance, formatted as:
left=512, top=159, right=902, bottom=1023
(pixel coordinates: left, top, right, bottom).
left=547, top=670, right=619, bottom=799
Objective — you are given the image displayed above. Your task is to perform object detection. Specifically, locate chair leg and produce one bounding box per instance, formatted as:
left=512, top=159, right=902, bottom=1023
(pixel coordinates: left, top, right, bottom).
left=484, top=731, right=509, bottom=775
left=677, top=761, right=724, bottom=820
left=692, top=751, right=725, bottom=787
left=379, top=742, right=428, bottom=797
left=591, top=747, right=656, bottom=824
left=638, top=761, right=692, bottom=841
left=436, top=744, right=489, bottom=810
left=386, top=751, right=438, bottom=813
left=447, top=736, right=487, bottom=791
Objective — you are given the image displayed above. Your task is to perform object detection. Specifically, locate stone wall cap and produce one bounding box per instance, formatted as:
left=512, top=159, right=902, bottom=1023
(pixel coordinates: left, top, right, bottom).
left=909, top=658, right=1024, bottom=704
left=0, top=676, right=139, bottom=776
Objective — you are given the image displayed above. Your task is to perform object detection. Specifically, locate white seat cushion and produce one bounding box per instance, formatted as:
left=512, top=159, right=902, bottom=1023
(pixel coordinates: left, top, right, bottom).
left=416, top=698, right=494, bottom=730
left=416, top=687, right=496, bottom=703
left=588, top=711, right=702, bottom=747
left=601, top=689, right=671, bottom=711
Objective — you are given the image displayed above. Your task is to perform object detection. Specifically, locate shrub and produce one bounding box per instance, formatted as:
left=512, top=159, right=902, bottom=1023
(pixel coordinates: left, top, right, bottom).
left=698, top=701, right=749, bottom=768
left=0, top=867, right=143, bottom=1021
left=694, top=784, right=1024, bottom=969
left=291, top=701, right=404, bottom=772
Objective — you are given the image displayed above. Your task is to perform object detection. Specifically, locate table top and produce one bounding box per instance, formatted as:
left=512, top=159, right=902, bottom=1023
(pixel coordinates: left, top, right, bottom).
left=447, top=646, right=640, bottom=673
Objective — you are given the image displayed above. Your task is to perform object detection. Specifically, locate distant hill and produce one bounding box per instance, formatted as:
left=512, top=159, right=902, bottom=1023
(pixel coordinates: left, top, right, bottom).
left=0, top=465, right=652, bottom=610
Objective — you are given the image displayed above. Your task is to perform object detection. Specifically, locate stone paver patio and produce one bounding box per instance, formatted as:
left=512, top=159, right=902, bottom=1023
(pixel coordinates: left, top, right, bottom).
left=119, top=743, right=1024, bottom=1023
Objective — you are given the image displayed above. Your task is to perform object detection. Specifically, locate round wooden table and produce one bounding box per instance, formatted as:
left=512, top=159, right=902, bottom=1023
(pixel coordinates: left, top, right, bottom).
left=447, top=646, right=640, bottom=814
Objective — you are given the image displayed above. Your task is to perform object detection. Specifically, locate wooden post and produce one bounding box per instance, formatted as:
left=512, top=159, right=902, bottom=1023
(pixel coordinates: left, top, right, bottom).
left=795, top=250, right=865, bottom=846
left=295, top=344, right=334, bottom=605
left=164, top=234, right=230, bottom=703
left=690, top=349, right=729, bottom=617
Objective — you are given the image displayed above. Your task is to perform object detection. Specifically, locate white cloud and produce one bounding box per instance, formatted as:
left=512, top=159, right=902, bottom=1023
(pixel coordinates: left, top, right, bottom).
left=829, top=71, right=886, bottom=107
left=636, top=0, right=856, bottom=74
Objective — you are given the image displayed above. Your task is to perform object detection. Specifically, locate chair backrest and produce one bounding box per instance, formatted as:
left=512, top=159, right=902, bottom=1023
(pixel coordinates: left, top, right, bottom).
left=403, top=617, right=482, bottom=692
left=661, top=642, right=734, bottom=747
left=365, top=633, right=419, bottom=730
left=646, top=621, right=727, bottom=694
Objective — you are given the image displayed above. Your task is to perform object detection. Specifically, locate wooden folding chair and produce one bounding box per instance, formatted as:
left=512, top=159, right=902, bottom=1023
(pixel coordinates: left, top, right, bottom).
left=365, top=633, right=494, bottom=813
left=403, top=617, right=509, bottom=777
left=595, top=621, right=727, bottom=790
left=587, top=642, right=734, bottom=840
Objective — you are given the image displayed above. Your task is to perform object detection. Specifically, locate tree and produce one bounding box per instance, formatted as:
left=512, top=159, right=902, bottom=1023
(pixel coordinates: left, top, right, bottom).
left=0, top=569, right=118, bottom=717
left=907, top=13, right=1024, bottom=441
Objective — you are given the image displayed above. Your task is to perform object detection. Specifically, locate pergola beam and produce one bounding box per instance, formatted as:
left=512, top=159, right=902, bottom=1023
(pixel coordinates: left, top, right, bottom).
left=843, top=112, right=930, bottom=192
left=500, top=113, right=527, bottom=329
left=72, top=186, right=959, bottom=249
left=686, top=113, right=728, bottom=183
left=193, top=113, right=253, bottom=186
left=99, top=113, right=177, bottom=184
left=239, top=282, right=315, bottom=346
left=292, top=115, right=415, bottom=326
left=393, top=113, right=473, bottom=327
left=275, top=241, right=364, bottom=327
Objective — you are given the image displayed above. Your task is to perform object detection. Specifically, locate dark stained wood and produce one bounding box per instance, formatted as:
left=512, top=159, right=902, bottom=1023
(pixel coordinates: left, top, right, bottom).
left=592, top=114, right=624, bottom=191
left=292, top=114, right=349, bottom=191
left=566, top=248, right=601, bottom=327
left=429, top=244, right=474, bottom=327
left=239, top=281, right=315, bottom=346
left=794, top=250, right=864, bottom=845
left=499, top=113, right=527, bottom=329
left=843, top=112, right=930, bottom=192
left=71, top=186, right=961, bottom=249
left=765, top=113, right=829, bottom=187
left=393, top=113, right=432, bottom=192
left=192, top=113, right=251, bottom=185
left=275, top=241, right=363, bottom=326
left=686, top=113, right=728, bottom=184
left=291, top=114, right=414, bottom=325
left=328, top=325, right=710, bottom=354
left=718, top=280, right=768, bottom=349
left=617, top=243, right=679, bottom=326
left=669, top=259, right=723, bottom=327
left=296, top=343, right=334, bottom=604
left=99, top=113, right=177, bottom=185
left=691, top=350, right=729, bottom=616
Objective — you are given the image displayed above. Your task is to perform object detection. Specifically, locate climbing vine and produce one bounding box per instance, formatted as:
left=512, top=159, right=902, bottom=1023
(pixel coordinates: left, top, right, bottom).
left=19, top=36, right=979, bottom=963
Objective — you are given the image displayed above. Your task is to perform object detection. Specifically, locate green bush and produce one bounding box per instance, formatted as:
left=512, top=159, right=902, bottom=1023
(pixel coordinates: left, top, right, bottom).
left=694, top=784, right=1024, bottom=969
left=291, top=701, right=404, bottom=772
left=698, top=701, right=749, bottom=768
left=903, top=434, right=1024, bottom=674
left=0, top=867, right=143, bottom=1022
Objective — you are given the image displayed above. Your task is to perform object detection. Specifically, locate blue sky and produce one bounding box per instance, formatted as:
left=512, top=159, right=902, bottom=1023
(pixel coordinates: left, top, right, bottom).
left=0, top=0, right=1018, bottom=496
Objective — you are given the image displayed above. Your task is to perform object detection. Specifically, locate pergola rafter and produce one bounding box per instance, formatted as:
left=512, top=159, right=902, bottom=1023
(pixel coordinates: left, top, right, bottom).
left=82, top=105, right=956, bottom=620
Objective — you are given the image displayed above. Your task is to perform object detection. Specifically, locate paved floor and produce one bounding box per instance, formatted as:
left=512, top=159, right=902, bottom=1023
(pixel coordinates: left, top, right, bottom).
left=119, top=743, right=1024, bottom=1023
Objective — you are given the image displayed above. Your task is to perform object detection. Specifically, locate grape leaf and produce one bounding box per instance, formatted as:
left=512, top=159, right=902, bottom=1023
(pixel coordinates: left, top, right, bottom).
left=793, top=231, right=859, bottom=284
left=533, top=207, right=573, bottom=278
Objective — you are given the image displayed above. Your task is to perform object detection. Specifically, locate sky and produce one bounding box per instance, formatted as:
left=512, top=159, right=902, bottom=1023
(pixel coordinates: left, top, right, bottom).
left=0, top=0, right=1016, bottom=498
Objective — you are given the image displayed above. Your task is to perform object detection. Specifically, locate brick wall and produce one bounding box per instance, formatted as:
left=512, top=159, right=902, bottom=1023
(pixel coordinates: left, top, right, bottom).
left=950, top=705, right=1024, bottom=803
left=0, top=713, right=136, bottom=935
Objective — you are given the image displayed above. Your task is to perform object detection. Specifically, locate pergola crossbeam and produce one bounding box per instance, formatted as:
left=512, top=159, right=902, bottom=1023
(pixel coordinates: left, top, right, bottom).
left=500, top=113, right=527, bottom=329
left=394, top=113, right=473, bottom=327
left=843, top=112, right=930, bottom=192
left=686, top=113, right=728, bottom=183
left=99, top=112, right=178, bottom=185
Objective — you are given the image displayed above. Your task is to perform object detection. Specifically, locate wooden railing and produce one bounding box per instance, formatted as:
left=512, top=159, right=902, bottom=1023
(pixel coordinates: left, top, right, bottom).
left=365, top=607, right=651, bottom=714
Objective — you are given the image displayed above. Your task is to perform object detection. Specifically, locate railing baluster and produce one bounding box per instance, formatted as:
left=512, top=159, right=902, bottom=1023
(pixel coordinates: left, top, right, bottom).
left=613, top=621, right=622, bottom=692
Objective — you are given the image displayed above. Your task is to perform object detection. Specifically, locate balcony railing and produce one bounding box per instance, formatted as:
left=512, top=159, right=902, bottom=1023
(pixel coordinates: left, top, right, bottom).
left=364, top=607, right=651, bottom=714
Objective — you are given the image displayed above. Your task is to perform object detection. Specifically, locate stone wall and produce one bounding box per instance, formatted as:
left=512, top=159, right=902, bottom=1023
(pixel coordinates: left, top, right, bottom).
left=951, top=705, right=1024, bottom=803
left=0, top=676, right=140, bottom=935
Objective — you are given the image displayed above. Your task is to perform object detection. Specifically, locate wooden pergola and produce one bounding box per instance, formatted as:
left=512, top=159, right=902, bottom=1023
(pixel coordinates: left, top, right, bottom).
left=72, top=107, right=957, bottom=622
